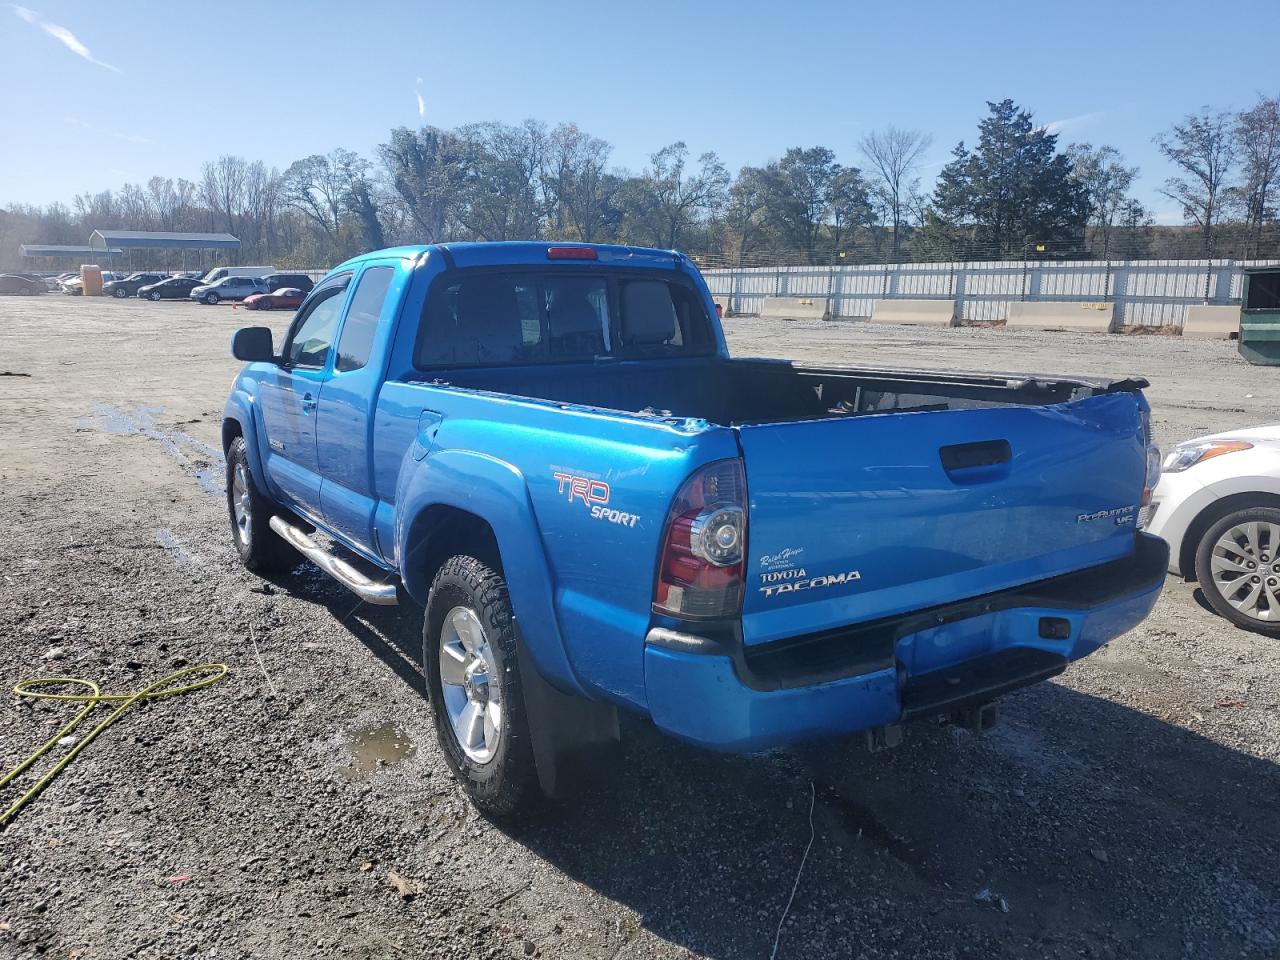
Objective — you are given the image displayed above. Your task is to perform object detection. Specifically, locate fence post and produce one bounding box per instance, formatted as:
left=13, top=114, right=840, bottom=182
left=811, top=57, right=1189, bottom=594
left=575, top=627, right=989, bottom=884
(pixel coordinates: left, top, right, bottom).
left=829, top=263, right=839, bottom=323
left=774, top=268, right=781, bottom=297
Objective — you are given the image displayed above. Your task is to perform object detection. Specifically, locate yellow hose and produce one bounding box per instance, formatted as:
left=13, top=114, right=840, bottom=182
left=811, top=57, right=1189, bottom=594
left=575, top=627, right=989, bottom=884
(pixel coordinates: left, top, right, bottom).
left=1, top=663, right=228, bottom=827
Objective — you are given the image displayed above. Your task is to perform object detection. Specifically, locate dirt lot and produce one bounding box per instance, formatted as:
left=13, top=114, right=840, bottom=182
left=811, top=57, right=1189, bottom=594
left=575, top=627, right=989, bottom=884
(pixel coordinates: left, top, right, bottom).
left=1, top=295, right=1278, bottom=960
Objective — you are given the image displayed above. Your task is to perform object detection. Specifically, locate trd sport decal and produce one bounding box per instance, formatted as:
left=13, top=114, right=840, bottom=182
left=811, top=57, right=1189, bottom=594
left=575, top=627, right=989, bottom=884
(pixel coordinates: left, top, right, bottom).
left=553, top=471, right=640, bottom=528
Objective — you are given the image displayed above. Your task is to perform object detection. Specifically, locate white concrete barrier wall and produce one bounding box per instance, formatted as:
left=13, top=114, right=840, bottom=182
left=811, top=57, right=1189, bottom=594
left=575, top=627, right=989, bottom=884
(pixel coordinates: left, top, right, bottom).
left=1006, top=301, right=1115, bottom=332
left=1182, top=305, right=1240, bottom=339
left=759, top=296, right=828, bottom=320
left=869, top=299, right=957, bottom=326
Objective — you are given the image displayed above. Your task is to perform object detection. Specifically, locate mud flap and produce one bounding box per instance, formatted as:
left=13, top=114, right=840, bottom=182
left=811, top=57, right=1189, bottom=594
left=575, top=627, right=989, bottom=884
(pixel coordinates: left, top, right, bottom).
left=515, top=632, right=620, bottom=799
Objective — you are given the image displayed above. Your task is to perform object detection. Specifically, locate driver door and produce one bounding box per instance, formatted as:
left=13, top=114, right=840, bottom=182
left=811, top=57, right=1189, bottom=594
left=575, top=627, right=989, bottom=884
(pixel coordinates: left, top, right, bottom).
left=257, top=273, right=352, bottom=514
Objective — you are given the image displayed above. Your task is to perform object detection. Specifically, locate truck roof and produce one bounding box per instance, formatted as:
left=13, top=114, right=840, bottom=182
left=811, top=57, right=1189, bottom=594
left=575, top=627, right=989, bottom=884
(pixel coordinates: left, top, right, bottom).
left=331, top=241, right=685, bottom=273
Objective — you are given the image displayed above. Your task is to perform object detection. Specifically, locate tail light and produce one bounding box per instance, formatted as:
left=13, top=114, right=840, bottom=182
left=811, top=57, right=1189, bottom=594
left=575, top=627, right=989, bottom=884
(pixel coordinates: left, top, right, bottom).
left=654, top=459, right=746, bottom=619
left=546, top=246, right=597, bottom=260
left=1140, top=408, right=1161, bottom=507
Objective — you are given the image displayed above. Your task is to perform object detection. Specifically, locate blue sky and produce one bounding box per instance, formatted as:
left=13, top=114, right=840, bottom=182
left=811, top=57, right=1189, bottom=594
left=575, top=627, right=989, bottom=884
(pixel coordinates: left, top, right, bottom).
left=2, top=0, right=1277, bottom=224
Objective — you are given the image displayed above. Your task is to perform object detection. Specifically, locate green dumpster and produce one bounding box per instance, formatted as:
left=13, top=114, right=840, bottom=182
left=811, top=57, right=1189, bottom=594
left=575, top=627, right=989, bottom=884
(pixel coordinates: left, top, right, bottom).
left=1240, top=267, right=1280, bottom=366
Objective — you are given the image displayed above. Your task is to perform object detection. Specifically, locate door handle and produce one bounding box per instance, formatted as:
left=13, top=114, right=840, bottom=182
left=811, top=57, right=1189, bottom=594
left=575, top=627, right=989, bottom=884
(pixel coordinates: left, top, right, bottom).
left=301, top=392, right=317, bottom=413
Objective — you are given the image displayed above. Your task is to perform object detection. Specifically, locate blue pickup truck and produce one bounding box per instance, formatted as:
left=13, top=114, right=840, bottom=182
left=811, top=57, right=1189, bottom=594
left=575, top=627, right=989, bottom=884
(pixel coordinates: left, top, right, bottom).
left=223, top=241, right=1168, bottom=813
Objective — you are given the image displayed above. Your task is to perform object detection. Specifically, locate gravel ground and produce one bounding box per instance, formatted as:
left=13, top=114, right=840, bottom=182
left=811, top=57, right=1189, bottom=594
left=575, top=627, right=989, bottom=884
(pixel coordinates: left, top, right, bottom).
left=1, top=295, right=1278, bottom=960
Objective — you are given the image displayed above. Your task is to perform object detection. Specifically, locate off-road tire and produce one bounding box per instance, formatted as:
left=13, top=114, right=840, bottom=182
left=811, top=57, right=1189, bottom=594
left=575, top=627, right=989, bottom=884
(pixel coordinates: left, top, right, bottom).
left=424, top=556, right=536, bottom=816
left=225, top=435, right=297, bottom=575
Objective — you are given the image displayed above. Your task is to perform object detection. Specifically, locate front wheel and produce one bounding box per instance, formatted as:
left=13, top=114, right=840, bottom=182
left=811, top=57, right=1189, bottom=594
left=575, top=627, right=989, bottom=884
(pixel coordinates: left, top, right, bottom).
left=204, top=292, right=220, bottom=305
left=113, top=287, right=128, bottom=298
left=225, top=435, right=297, bottom=575
left=424, top=556, right=536, bottom=816
left=1194, top=505, right=1280, bottom=636
left=150, top=290, right=162, bottom=301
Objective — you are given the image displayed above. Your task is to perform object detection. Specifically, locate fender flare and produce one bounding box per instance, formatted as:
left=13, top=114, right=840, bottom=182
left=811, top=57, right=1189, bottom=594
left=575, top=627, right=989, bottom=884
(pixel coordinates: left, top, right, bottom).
left=222, top=389, right=271, bottom=498
left=395, top=447, right=587, bottom=698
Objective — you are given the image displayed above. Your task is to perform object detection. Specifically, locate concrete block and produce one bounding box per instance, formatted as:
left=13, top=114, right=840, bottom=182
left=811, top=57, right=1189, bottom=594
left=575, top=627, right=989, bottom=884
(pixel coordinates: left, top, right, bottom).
left=1182, top=304, right=1239, bottom=339
left=869, top=299, right=957, bottom=326
left=1006, top=301, right=1114, bottom=332
left=760, top=296, right=828, bottom=320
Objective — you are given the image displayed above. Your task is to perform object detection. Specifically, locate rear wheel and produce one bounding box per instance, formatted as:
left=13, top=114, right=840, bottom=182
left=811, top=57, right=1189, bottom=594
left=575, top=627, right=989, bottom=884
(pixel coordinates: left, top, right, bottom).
left=1194, top=506, right=1280, bottom=636
left=424, top=556, right=536, bottom=816
left=226, top=435, right=297, bottom=575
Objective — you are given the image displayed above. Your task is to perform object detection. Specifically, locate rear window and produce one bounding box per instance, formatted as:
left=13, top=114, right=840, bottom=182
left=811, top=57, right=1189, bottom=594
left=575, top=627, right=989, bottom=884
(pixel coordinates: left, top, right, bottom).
left=414, top=270, right=712, bottom=368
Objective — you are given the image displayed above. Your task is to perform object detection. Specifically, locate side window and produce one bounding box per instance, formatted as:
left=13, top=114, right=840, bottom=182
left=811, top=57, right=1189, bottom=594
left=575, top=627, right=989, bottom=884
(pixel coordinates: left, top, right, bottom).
left=285, top=279, right=350, bottom=368
left=335, top=266, right=394, bottom=373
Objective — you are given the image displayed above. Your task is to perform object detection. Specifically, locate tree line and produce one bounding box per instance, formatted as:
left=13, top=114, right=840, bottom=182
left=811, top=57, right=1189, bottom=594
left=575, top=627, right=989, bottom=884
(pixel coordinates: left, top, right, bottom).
left=4, top=95, right=1280, bottom=271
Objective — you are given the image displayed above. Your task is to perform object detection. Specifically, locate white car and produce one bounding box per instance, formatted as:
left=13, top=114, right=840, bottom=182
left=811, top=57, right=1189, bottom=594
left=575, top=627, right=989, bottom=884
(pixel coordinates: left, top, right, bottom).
left=1144, top=424, right=1280, bottom=635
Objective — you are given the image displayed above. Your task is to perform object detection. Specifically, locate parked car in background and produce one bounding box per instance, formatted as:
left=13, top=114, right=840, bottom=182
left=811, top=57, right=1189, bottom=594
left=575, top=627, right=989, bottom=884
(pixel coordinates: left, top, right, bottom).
left=61, top=271, right=123, bottom=295
left=1145, top=424, right=1280, bottom=636
left=243, top=287, right=305, bottom=311
left=104, top=272, right=167, bottom=299
left=190, top=276, right=268, bottom=304
left=261, top=273, right=315, bottom=295
left=137, top=276, right=203, bottom=301
left=46, top=272, right=77, bottom=291
left=200, top=266, right=276, bottom=284
left=0, top=274, right=45, bottom=295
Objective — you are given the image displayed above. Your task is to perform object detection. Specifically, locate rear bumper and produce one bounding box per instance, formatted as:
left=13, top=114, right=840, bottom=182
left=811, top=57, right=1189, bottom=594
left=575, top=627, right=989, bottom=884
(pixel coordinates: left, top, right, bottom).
left=643, top=533, right=1167, bottom=752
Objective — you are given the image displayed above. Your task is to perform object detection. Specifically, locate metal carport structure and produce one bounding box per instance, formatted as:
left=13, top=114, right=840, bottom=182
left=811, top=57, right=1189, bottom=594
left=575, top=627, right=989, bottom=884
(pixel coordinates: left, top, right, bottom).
left=20, top=243, right=123, bottom=267
left=88, top=230, right=241, bottom=272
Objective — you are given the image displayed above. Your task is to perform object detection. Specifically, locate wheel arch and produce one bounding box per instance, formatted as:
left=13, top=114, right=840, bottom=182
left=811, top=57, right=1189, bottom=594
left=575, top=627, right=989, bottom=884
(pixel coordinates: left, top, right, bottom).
left=1181, top=491, right=1280, bottom=580
left=221, top=391, right=270, bottom=498
left=395, top=449, right=587, bottom=698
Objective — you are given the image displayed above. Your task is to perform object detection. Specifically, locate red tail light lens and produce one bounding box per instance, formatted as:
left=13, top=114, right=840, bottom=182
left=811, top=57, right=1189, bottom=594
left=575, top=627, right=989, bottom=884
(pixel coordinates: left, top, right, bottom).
left=546, top=246, right=598, bottom=260
left=654, top=459, right=746, bottom=619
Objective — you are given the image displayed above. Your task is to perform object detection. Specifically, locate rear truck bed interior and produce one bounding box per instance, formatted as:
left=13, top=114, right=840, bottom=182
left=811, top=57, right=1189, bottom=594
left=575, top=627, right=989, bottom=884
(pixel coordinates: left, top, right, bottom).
left=412, top=356, right=1148, bottom=427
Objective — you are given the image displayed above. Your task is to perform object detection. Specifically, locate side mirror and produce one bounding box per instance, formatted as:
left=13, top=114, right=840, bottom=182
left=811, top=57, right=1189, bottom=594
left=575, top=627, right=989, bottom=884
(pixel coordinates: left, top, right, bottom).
left=232, top=326, right=276, bottom=362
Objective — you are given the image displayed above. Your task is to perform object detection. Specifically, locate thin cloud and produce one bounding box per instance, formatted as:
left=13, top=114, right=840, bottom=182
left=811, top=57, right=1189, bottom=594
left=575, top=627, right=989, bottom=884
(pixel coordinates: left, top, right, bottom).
left=65, top=115, right=153, bottom=145
left=1042, top=111, right=1105, bottom=135
left=12, top=5, right=120, bottom=72
left=415, top=77, right=426, bottom=119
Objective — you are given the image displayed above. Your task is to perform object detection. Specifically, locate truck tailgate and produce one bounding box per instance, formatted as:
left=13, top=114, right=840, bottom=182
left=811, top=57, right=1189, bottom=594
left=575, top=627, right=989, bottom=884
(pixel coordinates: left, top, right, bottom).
left=736, top=392, right=1147, bottom=645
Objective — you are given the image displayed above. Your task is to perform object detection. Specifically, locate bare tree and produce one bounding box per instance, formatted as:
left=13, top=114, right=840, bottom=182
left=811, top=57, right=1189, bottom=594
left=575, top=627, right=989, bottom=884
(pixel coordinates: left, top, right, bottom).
left=542, top=123, right=613, bottom=241
left=1235, top=94, right=1280, bottom=256
left=724, top=166, right=772, bottom=264
left=1155, top=108, right=1237, bottom=256
left=646, top=142, right=730, bottom=249
left=858, top=127, right=932, bottom=258
left=1066, top=143, right=1139, bottom=255
left=378, top=126, right=471, bottom=243
left=200, top=155, right=251, bottom=237
left=455, top=120, right=546, bottom=241
left=280, top=150, right=360, bottom=241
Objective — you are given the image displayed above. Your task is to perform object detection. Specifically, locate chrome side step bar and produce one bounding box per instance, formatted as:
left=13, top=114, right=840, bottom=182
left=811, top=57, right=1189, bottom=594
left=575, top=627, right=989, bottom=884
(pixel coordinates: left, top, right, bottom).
left=268, top=516, right=399, bottom=605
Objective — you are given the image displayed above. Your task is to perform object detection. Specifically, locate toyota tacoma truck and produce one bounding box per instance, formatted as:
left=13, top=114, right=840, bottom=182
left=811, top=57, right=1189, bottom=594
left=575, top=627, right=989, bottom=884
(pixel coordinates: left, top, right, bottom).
left=223, top=241, right=1167, bottom=813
